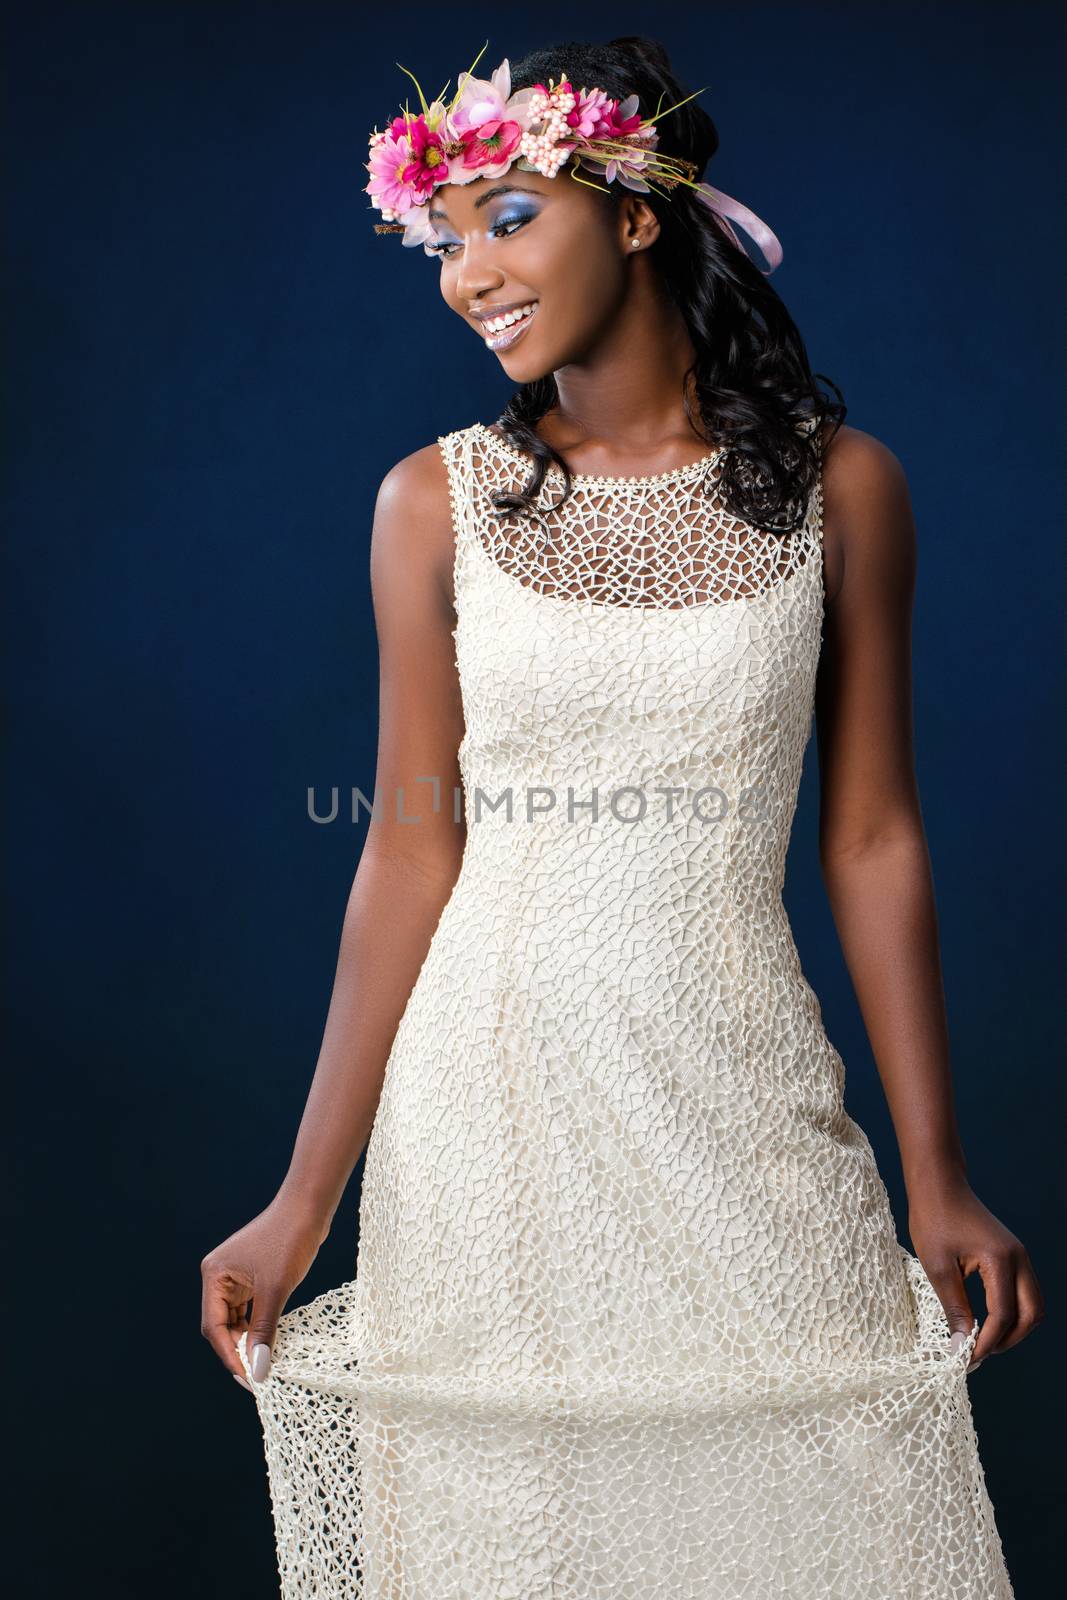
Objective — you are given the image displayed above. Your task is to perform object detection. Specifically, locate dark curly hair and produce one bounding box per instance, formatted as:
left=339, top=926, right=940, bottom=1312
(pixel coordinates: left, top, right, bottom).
left=491, top=35, right=845, bottom=534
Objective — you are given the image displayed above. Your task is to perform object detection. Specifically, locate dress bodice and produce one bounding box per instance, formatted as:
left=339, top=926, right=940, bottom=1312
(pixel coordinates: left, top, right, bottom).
left=438, top=419, right=825, bottom=903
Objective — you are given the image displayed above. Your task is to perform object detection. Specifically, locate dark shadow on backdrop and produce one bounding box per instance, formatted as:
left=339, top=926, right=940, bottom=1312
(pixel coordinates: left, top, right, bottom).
left=5, top=2, right=1064, bottom=1593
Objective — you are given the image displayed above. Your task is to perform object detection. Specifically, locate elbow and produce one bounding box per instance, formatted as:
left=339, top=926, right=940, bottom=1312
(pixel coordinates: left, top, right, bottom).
left=818, top=816, right=928, bottom=873
left=360, top=832, right=467, bottom=897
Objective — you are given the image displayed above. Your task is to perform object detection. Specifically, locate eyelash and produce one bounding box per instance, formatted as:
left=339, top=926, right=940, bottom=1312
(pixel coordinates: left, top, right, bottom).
left=427, top=213, right=532, bottom=258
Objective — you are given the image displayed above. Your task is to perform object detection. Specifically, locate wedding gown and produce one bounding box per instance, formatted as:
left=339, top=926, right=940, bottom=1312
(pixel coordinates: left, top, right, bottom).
left=238, top=417, right=1014, bottom=1598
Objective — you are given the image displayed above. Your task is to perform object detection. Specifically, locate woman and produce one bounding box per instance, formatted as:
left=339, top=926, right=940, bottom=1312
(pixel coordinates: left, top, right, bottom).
left=201, top=36, right=1043, bottom=1598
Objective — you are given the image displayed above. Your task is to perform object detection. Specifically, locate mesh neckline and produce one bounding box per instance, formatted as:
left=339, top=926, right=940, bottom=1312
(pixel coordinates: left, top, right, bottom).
left=465, top=518, right=817, bottom=619
left=475, top=421, right=723, bottom=488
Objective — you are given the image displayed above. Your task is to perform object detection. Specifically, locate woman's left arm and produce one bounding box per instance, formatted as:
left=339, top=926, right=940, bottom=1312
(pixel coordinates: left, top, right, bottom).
left=814, top=425, right=1044, bottom=1370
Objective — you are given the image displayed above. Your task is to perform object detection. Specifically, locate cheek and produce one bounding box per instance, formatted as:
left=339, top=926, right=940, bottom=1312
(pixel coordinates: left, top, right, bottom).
left=527, top=225, right=622, bottom=320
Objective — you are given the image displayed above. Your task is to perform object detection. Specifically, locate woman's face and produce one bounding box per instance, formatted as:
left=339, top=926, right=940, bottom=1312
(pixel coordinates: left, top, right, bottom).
left=427, top=168, right=658, bottom=383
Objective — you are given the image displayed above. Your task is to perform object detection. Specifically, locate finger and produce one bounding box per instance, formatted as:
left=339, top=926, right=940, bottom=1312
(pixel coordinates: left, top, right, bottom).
left=971, top=1252, right=1018, bottom=1363
left=200, top=1269, right=254, bottom=1379
left=227, top=1298, right=252, bottom=1349
left=986, top=1254, right=1045, bottom=1356
left=923, top=1256, right=975, bottom=1344
left=247, top=1284, right=287, bottom=1383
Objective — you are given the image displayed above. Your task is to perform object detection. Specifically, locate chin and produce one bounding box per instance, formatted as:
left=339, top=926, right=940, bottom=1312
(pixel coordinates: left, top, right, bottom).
left=497, top=351, right=551, bottom=383
left=496, top=333, right=564, bottom=383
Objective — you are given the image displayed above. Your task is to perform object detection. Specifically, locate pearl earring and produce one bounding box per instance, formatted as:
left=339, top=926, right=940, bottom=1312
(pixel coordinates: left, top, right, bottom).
left=631, top=238, right=640, bottom=248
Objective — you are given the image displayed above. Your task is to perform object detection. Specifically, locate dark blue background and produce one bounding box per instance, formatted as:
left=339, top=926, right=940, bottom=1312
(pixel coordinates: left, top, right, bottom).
left=6, top=2, right=1063, bottom=1592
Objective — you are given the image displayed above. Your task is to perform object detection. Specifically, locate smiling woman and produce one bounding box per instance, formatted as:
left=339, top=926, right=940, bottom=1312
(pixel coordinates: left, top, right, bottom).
left=368, top=39, right=813, bottom=526
left=202, top=30, right=1040, bottom=1600
left=434, top=167, right=611, bottom=362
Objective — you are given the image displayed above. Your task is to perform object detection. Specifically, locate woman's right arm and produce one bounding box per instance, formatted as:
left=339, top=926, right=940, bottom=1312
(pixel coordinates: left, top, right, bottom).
left=200, top=440, right=464, bottom=1386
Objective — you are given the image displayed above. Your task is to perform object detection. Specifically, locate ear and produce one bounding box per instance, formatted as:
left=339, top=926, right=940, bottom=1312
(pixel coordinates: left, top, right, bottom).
left=620, top=195, right=661, bottom=253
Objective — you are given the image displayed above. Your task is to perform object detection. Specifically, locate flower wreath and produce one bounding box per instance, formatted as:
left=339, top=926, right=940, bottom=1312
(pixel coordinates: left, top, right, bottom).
left=364, top=42, right=783, bottom=272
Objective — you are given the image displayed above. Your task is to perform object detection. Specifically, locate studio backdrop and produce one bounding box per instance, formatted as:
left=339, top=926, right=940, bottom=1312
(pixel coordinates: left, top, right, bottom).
left=6, top=2, right=1063, bottom=1594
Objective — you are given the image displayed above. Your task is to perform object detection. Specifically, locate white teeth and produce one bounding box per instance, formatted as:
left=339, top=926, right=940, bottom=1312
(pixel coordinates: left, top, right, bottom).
left=484, top=302, right=536, bottom=335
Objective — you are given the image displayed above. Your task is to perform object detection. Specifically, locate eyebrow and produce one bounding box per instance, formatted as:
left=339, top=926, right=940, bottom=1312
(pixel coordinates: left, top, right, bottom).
left=427, top=184, right=541, bottom=224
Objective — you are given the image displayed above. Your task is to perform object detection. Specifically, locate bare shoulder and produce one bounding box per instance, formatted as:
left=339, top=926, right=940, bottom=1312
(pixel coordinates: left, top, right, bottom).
left=818, top=423, right=916, bottom=604
left=820, top=422, right=911, bottom=504
left=374, top=439, right=452, bottom=527
left=370, top=439, right=456, bottom=610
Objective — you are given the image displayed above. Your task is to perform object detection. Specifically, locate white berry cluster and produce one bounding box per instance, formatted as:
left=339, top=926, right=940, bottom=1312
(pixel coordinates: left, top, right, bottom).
left=519, top=84, right=578, bottom=177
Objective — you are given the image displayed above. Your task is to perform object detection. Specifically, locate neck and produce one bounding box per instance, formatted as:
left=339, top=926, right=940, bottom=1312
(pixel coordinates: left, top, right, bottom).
left=542, top=268, right=706, bottom=465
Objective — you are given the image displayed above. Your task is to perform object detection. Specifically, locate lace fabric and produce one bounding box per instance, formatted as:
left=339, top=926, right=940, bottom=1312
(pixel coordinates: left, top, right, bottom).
left=466, top=422, right=813, bottom=611
left=239, top=420, right=1014, bottom=1598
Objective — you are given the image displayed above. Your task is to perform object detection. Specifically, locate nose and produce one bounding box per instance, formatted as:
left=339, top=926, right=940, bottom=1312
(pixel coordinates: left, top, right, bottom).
left=455, top=235, right=505, bottom=305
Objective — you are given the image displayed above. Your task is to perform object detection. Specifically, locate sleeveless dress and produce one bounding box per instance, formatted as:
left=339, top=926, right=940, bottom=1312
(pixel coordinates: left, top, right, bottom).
left=239, top=419, right=1014, bottom=1599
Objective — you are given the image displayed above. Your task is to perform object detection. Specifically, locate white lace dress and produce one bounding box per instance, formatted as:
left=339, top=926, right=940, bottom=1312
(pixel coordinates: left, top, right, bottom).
left=239, top=419, right=1014, bottom=1598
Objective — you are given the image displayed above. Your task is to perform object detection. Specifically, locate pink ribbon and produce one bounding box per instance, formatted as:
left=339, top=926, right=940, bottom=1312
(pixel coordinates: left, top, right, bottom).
left=694, top=182, right=783, bottom=274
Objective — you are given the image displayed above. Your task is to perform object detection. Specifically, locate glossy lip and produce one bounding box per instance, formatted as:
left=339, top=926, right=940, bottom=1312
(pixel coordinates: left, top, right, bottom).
left=481, top=303, right=539, bottom=353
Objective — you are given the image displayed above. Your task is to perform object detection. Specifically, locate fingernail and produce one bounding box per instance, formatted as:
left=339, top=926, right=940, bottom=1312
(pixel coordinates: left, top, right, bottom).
left=967, top=1358, right=985, bottom=1373
left=233, top=1372, right=254, bottom=1392
left=948, top=1331, right=967, bottom=1353
left=251, top=1342, right=271, bottom=1382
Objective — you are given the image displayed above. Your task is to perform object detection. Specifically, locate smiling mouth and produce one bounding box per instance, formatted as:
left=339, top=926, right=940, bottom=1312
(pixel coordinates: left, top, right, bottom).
left=480, top=302, right=539, bottom=352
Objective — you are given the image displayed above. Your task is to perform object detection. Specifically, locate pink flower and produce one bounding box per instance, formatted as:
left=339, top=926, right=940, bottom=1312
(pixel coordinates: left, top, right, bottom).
left=397, top=115, right=450, bottom=192
left=443, top=57, right=538, bottom=182
left=459, top=118, right=524, bottom=171
left=365, top=114, right=449, bottom=216
left=595, top=92, right=645, bottom=139
left=450, top=58, right=514, bottom=136
left=567, top=87, right=614, bottom=139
